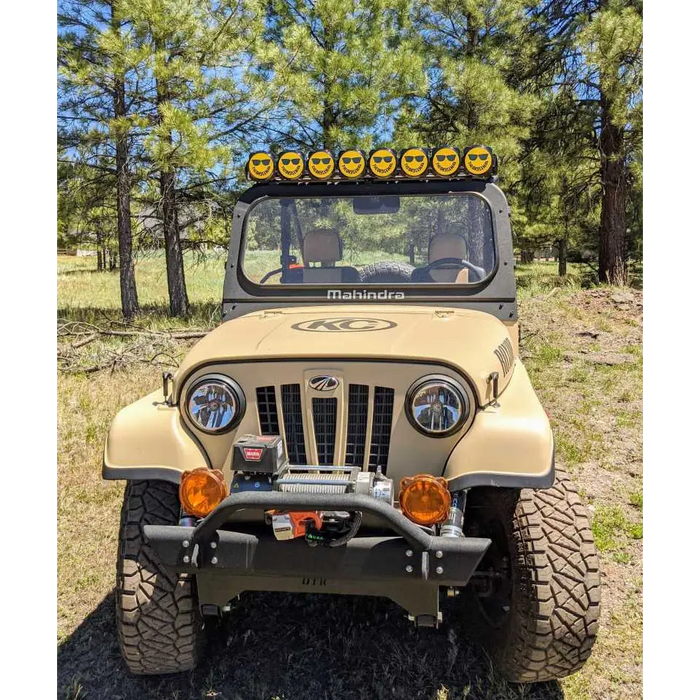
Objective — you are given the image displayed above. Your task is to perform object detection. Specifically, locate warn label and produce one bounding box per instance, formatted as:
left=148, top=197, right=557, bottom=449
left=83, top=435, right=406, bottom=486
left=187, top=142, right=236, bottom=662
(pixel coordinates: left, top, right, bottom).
left=242, top=447, right=264, bottom=461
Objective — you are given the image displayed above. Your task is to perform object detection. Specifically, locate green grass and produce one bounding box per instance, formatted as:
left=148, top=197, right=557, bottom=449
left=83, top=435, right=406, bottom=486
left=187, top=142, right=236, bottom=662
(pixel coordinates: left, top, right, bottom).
left=58, top=256, right=642, bottom=700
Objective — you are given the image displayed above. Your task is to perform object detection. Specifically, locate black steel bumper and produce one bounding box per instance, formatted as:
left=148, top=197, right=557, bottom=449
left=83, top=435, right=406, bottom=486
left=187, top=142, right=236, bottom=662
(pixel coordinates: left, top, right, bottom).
left=144, top=491, right=491, bottom=620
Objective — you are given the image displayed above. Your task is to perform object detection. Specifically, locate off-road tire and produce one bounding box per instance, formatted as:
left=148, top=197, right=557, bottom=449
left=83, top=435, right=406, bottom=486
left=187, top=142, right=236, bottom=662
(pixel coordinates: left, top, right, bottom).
left=466, top=470, right=600, bottom=682
left=115, top=480, right=205, bottom=675
left=357, top=261, right=414, bottom=283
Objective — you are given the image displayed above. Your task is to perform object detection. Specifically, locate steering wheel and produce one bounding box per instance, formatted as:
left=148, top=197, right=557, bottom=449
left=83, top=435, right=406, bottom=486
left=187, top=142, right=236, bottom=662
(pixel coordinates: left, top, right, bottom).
left=421, top=257, right=486, bottom=281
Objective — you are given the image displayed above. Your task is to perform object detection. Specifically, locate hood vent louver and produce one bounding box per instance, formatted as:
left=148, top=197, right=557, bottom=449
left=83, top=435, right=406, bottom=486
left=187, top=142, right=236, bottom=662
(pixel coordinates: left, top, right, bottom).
left=494, top=338, right=515, bottom=375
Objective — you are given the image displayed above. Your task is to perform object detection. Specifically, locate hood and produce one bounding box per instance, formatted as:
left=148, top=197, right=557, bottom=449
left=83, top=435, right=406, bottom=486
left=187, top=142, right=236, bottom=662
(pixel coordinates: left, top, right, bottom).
left=174, top=305, right=515, bottom=405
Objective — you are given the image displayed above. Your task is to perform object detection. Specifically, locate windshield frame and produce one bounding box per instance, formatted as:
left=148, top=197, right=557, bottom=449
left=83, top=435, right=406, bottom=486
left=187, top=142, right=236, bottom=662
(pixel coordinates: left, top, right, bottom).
left=236, top=182, right=499, bottom=295
left=223, top=179, right=517, bottom=321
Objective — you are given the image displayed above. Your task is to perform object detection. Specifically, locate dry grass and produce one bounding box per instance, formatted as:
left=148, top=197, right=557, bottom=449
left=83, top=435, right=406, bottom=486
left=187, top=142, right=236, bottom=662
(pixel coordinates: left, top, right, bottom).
left=57, top=258, right=642, bottom=700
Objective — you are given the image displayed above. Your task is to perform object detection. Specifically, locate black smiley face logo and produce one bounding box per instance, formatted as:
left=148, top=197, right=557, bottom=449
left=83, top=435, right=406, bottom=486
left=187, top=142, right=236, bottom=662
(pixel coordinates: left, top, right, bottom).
left=369, top=149, right=397, bottom=177
left=338, top=150, right=366, bottom=178
left=277, top=151, right=304, bottom=179
left=432, top=148, right=460, bottom=176
left=308, top=151, right=335, bottom=179
left=464, top=147, right=492, bottom=175
left=400, top=148, right=428, bottom=177
left=248, top=153, right=274, bottom=180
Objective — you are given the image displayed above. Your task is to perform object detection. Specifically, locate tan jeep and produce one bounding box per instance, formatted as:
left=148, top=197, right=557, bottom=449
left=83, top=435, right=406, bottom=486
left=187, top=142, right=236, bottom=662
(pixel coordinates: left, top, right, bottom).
left=104, top=147, right=599, bottom=682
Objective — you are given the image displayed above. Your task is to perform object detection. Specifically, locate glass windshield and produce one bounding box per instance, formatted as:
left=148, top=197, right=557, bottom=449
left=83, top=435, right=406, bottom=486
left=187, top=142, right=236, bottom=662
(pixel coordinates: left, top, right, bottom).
left=241, top=193, right=496, bottom=286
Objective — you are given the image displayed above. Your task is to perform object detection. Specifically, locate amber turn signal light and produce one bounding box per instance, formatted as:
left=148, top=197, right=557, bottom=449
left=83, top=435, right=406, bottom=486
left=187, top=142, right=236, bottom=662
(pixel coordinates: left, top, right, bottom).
left=399, top=474, right=451, bottom=526
left=179, top=468, right=227, bottom=518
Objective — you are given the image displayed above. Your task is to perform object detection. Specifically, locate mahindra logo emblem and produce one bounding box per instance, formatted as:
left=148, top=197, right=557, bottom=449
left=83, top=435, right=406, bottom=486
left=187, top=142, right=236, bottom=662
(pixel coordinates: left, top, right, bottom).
left=309, top=375, right=339, bottom=392
left=292, top=317, right=397, bottom=332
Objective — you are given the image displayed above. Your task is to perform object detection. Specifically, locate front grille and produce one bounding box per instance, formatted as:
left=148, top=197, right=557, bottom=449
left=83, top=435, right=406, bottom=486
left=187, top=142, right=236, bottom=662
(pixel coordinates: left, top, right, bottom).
left=345, top=384, right=369, bottom=466
left=368, top=387, right=394, bottom=472
left=256, top=381, right=394, bottom=471
left=494, top=338, right=515, bottom=375
left=256, top=386, right=279, bottom=435
left=281, top=384, right=307, bottom=464
left=312, top=398, right=337, bottom=465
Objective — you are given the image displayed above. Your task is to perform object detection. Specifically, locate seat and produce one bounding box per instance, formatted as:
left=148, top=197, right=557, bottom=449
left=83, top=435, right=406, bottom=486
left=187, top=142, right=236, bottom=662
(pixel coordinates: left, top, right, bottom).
left=300, top=228, right=360, bottom=283
left=411, top=233, right=468, bottom=283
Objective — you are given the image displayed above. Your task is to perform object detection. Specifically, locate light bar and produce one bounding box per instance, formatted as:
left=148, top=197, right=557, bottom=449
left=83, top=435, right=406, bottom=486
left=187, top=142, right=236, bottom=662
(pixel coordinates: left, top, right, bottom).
left=245, top=145, right=497, bottom=182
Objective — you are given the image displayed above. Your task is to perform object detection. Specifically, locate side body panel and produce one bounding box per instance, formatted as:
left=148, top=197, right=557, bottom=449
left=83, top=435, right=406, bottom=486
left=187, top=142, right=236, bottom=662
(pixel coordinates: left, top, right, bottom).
left=103, top=390, right=208, bottom=484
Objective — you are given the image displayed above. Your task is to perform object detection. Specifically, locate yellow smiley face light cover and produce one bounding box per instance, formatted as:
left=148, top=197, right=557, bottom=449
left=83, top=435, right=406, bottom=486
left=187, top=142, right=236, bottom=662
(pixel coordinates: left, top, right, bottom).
left=400, top=147, right=429, bottom=177
left=247, top=152, right=274, bottom=181
left=464, top=146, right=494, bottom=177
left=431, top=147, right=460, bottom=177
left=338, top=150, right=366, bottom=178
left=307, top=150, right=335, bottom=179
left=369, top=148, right=398, bottom=178
left=277, top=151, right=304, bottom=179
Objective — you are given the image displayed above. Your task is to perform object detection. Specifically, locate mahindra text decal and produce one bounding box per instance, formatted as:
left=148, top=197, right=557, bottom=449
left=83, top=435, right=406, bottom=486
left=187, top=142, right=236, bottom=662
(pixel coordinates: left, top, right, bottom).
left=291, top=317, right=397, bottom=332
left=327, top=289, right=405, bottom=300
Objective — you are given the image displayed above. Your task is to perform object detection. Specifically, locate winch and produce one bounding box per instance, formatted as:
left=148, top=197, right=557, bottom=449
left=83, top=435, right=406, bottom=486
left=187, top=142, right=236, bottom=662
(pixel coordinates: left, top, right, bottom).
left=230, top=435, right=394, bottom=545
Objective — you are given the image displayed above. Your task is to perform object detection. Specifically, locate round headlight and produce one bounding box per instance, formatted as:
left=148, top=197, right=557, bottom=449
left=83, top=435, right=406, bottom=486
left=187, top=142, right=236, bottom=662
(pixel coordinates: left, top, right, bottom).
left=406, top=375, right=469, bottom=437
left=186, top=375, right=245, bottom=434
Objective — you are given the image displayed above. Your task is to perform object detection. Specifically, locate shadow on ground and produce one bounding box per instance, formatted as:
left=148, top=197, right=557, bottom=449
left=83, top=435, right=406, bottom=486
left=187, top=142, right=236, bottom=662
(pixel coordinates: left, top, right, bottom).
left=58, top=592, right=564, bottom=700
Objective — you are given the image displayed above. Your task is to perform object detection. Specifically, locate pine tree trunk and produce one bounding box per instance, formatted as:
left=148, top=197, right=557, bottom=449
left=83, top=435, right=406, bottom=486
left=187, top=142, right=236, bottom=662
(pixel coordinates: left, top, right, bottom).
left=96, top=228, right=104, bottom=271
left=155, top=50, right=189, bottom=318
left=111, top=5, right=139, bottom=319
left=598, top=92, right=628, bottom=286
left=521, top=250, right=534, bottom=264
left=558, top=238, right=567, bottom=277
left=160, top=169, right=189, bottom=317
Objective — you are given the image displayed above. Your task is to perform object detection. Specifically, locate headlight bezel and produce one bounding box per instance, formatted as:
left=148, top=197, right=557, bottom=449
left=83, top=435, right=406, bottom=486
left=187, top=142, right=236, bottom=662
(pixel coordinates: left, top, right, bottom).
left=184, top=373, right=246, bottom=435
left=405, top=374, right=470, bottom=438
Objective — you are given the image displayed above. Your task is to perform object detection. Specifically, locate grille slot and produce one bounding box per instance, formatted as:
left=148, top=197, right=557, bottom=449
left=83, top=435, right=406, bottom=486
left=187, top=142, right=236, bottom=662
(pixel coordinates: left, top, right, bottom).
left=345, top=384, right=369, bottom=466
left=281, top=384, right=307, bottom=464
left=494, top=338, right=515, bottom=375
left=312, top=398, right=337, bottom=465
left=256, top=386, right=279, bottom=435
left=368, top=387, right=394, bottom=472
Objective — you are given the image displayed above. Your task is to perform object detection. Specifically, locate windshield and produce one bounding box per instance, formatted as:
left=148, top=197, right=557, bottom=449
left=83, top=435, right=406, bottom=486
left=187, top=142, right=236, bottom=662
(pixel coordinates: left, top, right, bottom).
left=241, top=192, right=496, bottom=286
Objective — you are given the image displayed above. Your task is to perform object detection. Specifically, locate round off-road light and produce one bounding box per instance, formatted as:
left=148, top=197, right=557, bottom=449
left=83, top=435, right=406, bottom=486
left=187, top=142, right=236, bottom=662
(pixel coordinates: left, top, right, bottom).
left=399, top=474, right=451, bottom=526
left=368, top=148, right=398, bottom=178
left=400, top=147, right=429, bottom=177
left=464, top=145, right=493, bottom=177
left=246, top=152, right=274, bottom=181
left=406, top=375, right=468, bottom=437
left=431, top=146, right=460, bottom=177
left=338, top=149, right=366, bottom=178
left=179, top=468, right=227, bottom=518
left=307, top=149, right=335, bottom=179
left=277, top=151, right=304, bottom=179
left=186, top=375, right=245, bottom=434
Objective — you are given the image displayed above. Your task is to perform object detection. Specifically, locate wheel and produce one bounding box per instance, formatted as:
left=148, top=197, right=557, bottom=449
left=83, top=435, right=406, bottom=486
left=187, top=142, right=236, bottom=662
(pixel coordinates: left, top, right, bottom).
left=464, top=470, right=600, bottom=682
left=115, top=480, right=205, bottom=675
left=357, top=261, right=414, bottom=283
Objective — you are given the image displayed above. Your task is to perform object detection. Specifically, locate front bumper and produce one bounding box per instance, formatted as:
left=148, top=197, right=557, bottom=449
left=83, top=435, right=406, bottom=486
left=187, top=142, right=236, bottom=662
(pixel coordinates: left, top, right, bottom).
left=144, top=491, right=491, bottom=622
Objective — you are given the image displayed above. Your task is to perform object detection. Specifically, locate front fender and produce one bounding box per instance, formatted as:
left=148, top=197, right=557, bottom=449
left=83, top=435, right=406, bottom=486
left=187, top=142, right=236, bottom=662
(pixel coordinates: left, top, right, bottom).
left=102, top=390, right=208, bottom=484
left=444, top=361, right=555, bottom=489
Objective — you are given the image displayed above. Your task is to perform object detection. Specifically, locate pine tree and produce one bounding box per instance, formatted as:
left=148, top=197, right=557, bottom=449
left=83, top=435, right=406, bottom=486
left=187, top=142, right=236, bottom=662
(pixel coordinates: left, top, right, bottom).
left=59, top=0, right=140, bottom=318
left=261, top=0, right=424, bottom=150
left=526, top=0, right=642, bottom=284
left=124, top=0, right=268, bottom=316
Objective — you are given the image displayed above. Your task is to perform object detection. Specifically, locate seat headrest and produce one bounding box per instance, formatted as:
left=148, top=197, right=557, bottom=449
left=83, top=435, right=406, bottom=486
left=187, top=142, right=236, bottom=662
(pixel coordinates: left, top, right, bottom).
left=303, top=228, right=342, bottom=264
left=428, top=233, right=467, bottom=262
